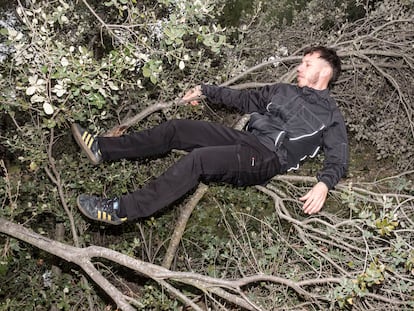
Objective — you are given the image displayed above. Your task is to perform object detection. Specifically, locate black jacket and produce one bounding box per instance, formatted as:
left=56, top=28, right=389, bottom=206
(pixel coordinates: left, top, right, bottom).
left=201, top=83, right=349, bottom=189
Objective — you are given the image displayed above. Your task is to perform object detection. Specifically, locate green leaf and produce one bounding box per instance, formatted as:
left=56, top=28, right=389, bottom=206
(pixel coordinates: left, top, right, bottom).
left=150, top=75, right=158, bottom=84
left=142, top=66, right=151, bottom=78
left=0, top=28, right=8, bottom=36
left=88, top=93, right=105, bottom=109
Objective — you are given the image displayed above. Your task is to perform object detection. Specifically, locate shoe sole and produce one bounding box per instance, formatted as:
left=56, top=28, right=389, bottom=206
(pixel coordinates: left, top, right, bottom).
left=76, top=196, right=122, bottom=225
left=71, top=124, right=100, bottom=165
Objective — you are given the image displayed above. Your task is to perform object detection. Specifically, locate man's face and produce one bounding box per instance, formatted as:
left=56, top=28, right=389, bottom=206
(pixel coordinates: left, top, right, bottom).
left=296, top=52, right=331, bottom=89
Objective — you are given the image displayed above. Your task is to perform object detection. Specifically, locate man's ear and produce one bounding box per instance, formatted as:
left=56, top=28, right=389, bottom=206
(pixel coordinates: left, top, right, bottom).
left=320, top=66, right=333, bottom=80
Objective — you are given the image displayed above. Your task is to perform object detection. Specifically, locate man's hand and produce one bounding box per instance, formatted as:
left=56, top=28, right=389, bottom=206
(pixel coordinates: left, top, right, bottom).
left=182, top=85, right=202, bottom=106
left=299, top=182, right=329, bottom=214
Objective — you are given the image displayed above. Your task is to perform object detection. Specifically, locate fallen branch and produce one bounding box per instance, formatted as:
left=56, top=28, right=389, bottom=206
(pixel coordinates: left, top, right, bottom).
left=0, top=217, right=352, bottom=311
left=162, top=183, right=209, bottom=269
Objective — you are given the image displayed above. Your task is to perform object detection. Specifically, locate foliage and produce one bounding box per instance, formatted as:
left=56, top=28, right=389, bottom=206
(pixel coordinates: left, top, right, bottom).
left=0, top=0, right=230, bottom=212
left=165, top=174, right=414, bottom=310
left=2, top=0, right=230, bottom=127
left=1, top=0, right=231, bottom=309
left=0, top=0, right=413, bottom=310
left=0, top=238, right=98, bottom=311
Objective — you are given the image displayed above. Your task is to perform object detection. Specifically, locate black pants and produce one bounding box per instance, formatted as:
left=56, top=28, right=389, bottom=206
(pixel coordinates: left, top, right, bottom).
left=98, top=119, right=281, bottom=220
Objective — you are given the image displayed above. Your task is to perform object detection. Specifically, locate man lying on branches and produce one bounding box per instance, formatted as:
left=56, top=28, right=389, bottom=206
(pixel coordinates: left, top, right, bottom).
left=71, top=45, right=348, bottom=225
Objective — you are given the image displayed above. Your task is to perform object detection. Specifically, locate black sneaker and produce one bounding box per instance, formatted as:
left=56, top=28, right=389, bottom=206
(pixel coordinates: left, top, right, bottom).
left=71, top=123, right=102, bottom=165
left=76, top=194, right=127, bottom=225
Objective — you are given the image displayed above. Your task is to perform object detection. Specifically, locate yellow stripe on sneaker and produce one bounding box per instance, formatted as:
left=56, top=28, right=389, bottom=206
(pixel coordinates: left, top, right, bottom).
left=81, top=132, right=94, bottom=149
left=82, top=131, right=89, bottom=141
left=99, top=211, right=108, bottom=221
left=87, top=139, right=94, bottom=149
left=97, top=211, right=118, bottom=223
left=86, top=134, right=93, bottom=148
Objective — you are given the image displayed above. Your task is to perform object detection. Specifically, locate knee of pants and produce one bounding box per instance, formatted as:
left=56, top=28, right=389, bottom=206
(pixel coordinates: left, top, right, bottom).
left=164, top=119, right=186, bottom=132
left=185, top=149, right=204, bottom=174
left=162, top=119, right=189, bottom=143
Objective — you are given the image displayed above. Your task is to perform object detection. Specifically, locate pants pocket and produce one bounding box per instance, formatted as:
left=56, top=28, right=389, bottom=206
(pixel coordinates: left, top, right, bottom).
left=236, top=144, right=280, bottom=186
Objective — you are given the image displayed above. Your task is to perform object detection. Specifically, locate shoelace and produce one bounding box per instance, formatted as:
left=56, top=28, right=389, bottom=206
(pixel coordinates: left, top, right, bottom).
left=99, top=198, right=118, bottom=214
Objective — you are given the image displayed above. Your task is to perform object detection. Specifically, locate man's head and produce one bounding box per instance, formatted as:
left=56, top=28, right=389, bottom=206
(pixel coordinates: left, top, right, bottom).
left=296, top=46, right=341, bottom=90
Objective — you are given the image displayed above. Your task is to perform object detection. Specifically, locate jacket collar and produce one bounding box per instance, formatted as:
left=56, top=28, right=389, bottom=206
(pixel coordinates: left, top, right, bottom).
left=302, top=86, right=330, bottom=98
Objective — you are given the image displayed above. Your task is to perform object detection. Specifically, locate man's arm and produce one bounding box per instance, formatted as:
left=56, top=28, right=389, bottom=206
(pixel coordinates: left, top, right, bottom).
left=317, top=110, right=349, bottom=190
left=182, top=84, right=280, bottom=113
left=301, top=110, right=349, bottom=215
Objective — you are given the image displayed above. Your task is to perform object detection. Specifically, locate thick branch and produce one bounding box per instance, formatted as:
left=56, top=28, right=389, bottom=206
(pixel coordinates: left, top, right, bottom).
left=162, top=183, right=209, bottom=269
left=0, top=217, right=348, bottom=310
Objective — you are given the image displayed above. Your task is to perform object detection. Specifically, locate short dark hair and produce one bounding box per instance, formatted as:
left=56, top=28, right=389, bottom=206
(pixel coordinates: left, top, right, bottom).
left=303, top=46, right=341, bottom=84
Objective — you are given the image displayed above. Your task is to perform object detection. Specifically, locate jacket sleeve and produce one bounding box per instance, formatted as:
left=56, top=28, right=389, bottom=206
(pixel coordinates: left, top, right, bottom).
left=317, top=110, right=349, bottom=189
left=201, top=84, right=280, bottom=114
